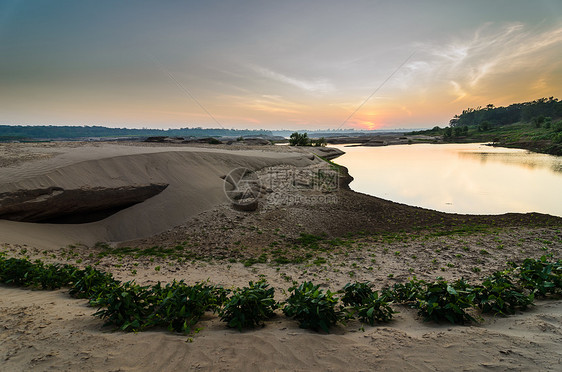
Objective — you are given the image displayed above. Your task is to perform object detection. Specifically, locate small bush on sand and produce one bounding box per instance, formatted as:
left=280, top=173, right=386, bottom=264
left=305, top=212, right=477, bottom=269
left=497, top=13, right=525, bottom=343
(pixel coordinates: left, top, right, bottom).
left=283, top=281, right=344, bottom=332
left=220, top=279, right=277, bottom=331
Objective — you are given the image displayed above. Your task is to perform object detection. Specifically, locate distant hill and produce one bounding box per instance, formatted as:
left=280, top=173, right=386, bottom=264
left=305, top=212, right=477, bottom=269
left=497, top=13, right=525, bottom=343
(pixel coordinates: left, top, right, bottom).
left=448, top=97, right=562, bottom=128
left=409, top=97, right=562, bottom=155
left=0, top=125, right=273, bottom=141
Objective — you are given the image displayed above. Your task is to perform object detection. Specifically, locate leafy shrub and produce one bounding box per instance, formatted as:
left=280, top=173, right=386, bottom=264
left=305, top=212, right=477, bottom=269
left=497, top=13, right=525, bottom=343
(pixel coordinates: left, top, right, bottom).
left=382, top=277, right=426, bottom=304
left=220, top=279, right=277, bottom=331
left=92, top=281, right=157, bottom=331
left=340, top=281, right=374, bottom=306
left=35, top=263, right=78, bottom=290
left=511, top=256, right=562, bottom=297
left=354, top=291, right=395, bottom=325
left=283, top=281, right=344, bottom=332
left=0, top=258, right=43, bottom=287
left=415, top=279, right=476, bottom=324
left=0, top=257, right=77, bottom=289
left=68, top=266, right=119, bottom=299
left=149, top=280, right=227, bottom=333
left=473, top=271, right=534, bottom=315
left=338, top=282, right=395, bottom=324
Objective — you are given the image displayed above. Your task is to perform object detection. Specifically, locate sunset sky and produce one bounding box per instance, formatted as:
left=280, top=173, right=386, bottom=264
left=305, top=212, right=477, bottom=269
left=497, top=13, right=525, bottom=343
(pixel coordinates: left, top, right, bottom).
left=1, top=1, right=561, bottom=130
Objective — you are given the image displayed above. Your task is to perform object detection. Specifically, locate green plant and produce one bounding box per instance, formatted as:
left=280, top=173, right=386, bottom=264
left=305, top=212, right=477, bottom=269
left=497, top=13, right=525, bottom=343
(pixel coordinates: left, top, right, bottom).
left=511, top=256, right=562, bottom=297
left=0, top=258, right=41, bottom=287
left=382, top=277, right=426, bottom=304
left=415, top=279, right=476, bottom=324
left=220, top=280, right=277, bottom=331
left=69, top=266, right=118, bottom=299
left=283, top=281, right=344, bottom=332
left=340, top=282, right=395, bottom=324
left=92, top=281, right=155, bottom=332
left=0, top=258, right=78, bottom=290
left=339, top=281, right=374, bottom=307
left=473, top=271, right=534, bottom=315
left=354, top=291, right=395, bottom=325
left=148, top=280, right=227, bottom=333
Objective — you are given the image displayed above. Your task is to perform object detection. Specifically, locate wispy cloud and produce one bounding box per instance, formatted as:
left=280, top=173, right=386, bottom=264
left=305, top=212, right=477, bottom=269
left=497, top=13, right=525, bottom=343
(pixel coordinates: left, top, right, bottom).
left=403, top=22, right=562, bottom=101
left=225, top=93, right=305, bottom=115
left=248, top=64, right=335, bottom=94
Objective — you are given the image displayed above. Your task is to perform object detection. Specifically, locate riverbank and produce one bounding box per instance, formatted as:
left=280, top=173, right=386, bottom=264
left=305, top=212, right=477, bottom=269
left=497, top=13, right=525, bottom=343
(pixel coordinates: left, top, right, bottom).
left=408, top=122, right=562, bottom=156
left=1, top=141, right=561, bottom=371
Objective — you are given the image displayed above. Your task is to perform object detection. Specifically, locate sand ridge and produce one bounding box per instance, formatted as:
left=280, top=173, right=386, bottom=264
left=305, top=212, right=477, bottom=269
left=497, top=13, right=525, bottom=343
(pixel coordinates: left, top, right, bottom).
left=0, top=142, right=320, bottom=248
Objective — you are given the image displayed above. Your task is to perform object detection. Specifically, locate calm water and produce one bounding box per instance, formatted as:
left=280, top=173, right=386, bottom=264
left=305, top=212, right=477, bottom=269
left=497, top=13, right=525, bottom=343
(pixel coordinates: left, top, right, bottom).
left=331, top=143, right=562, bottom=216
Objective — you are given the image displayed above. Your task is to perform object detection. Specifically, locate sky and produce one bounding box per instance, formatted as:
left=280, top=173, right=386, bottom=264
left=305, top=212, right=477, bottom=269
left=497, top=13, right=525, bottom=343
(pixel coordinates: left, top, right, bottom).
left=1, top=0, right=561, bottom=130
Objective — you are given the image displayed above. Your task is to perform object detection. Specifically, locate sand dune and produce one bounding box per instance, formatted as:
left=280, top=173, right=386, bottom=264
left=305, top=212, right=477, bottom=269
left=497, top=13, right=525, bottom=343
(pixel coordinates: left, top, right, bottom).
left=0, top=144, right=318, bottom=248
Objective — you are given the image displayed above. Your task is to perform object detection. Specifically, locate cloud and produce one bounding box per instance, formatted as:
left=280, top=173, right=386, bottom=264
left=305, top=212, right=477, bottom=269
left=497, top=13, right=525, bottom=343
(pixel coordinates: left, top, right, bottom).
left=224, top=93, right=305, bottom=115
left=248, top=64, right=335, bottom=94
left=403, top=22, right=562, bottom=102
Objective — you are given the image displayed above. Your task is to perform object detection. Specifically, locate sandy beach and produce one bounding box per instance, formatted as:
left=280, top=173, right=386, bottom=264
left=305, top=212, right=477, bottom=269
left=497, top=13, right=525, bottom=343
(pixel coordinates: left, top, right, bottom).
left=1, top=141, right=562, bottom=371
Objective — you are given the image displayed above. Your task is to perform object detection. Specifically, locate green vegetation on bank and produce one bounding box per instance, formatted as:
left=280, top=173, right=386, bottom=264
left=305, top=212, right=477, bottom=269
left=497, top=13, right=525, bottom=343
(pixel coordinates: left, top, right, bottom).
left=410, top=97, right=562, bottom=155
left=0, top=125, right=273, bottom=141
left=1, top=254, right=561, bottom=336
left=288, top=132, right=327, bottom=147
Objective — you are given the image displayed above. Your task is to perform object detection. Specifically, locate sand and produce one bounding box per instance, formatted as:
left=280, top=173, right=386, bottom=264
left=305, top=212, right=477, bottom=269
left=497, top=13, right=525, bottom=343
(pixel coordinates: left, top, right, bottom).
left=1, top=141, right=562, bottom=371
left=0, top=142, right=319, bottom=248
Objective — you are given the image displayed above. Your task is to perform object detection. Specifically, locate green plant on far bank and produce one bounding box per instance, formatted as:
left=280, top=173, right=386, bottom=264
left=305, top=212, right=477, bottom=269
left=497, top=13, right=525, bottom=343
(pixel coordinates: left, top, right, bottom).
left=220, top=279, right=277, bottom=331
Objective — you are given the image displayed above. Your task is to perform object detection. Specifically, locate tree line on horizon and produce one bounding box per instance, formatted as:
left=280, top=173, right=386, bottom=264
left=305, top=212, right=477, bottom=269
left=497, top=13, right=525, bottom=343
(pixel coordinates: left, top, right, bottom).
left=0, top=125, right=274, bottom=141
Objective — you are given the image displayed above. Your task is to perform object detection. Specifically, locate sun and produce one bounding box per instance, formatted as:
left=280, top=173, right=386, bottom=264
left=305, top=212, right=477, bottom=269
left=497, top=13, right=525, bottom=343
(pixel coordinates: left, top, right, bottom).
left=349, top=119, right=381, bottom=130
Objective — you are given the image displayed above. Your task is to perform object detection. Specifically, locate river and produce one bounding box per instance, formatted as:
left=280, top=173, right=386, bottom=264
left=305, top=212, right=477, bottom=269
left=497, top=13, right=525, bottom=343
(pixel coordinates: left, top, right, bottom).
left=331, top=143, right=562, bottom=216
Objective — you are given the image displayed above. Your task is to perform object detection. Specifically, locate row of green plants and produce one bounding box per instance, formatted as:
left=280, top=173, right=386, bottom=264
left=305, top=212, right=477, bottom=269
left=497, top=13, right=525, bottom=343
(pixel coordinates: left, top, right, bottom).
left=1, top=254, right=561, bottom=335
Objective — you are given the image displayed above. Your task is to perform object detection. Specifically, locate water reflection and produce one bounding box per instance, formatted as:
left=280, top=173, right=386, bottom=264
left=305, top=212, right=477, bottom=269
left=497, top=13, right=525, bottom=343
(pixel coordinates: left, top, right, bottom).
left=457, top=148, right=562, bottom=174
left=331, top=143, right=562, bottom=216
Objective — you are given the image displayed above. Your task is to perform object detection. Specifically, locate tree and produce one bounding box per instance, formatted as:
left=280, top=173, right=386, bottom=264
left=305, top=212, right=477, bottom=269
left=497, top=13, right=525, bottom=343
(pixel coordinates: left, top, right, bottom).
left=313, top=137, right=327, bottom=147
left=478, top=121, right=490, bottom=132
left=453, top=127, right=463, bottom=137
left=534, top=115, right=545, bottom=128
left=289, top=132, right=310, bottom=146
